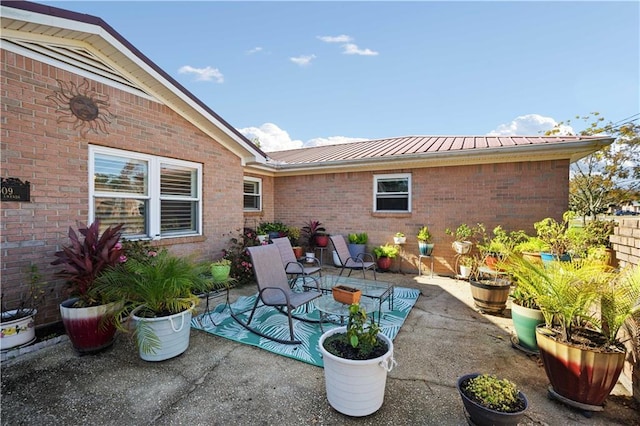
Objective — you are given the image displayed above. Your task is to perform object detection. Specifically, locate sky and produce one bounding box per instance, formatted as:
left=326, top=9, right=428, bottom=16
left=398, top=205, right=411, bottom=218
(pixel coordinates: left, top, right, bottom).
left=40, top=1, right=639, bottom=152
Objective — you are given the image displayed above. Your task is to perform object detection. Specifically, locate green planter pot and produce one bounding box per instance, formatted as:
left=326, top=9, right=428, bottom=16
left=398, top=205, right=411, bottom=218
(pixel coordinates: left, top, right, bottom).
left=510, top=302, right=544, bottom=353
left=211, top=264, right=231, bottom=283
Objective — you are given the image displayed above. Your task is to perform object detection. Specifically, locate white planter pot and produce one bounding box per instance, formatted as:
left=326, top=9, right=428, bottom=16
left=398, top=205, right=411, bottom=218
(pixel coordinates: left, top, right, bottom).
left=393, top=236, right=406, bottom=245
left=132, top=302, right=194, bottom=362
left=459, top=265, right=472, bottom=279
left=332, top=250, right=342, bottom=267
left=452, top=241, right=472, bottom=255
left=1, top=309, right=37, bottom=350
left=319, top=327, right=396, bottom=417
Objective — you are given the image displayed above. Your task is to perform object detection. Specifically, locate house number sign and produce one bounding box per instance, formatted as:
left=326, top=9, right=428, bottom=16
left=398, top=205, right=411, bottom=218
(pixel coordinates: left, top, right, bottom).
left=1, top=178, right=30, bottom=202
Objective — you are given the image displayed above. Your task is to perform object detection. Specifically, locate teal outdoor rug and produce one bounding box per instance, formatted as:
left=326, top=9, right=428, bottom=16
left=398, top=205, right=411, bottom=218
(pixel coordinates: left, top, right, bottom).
left=191, top=287, right=420, bottom=367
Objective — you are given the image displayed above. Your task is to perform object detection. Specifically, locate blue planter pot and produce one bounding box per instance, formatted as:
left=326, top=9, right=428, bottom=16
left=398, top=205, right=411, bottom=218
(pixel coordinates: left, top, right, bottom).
left=418, top=242, right=434, bottom=256
left=540, top=252, right=571, bottom=267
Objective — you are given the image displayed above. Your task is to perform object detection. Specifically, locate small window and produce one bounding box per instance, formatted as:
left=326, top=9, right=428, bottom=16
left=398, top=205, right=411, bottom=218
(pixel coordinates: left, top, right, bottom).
left=374, top=174, right=411, bottom=212
left=243, top=177, right=262, bottom=211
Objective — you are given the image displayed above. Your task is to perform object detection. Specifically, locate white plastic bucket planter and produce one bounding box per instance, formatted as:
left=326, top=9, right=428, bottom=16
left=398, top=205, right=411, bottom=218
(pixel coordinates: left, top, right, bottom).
left=131, top=302, right=194, bottom=362
left=319, top=326, right=396, bottom=417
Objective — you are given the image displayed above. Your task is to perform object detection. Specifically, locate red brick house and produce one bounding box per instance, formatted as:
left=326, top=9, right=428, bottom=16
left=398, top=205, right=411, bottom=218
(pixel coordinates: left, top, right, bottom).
left=1, top=1, right=614, bottom=326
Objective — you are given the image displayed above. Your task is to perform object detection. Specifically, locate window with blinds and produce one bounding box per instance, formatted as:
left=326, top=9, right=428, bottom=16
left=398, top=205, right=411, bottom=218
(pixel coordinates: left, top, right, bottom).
left=374, top=174, right=411, bottom=212
left=243, top=177, right=261, bottom=211
left=90, top=146, right=202, bottom=239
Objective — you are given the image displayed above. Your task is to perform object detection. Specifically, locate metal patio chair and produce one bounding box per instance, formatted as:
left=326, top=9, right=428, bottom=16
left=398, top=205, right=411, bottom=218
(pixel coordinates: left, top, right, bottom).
left=229, top=244, right=322, bottom=345
left=330, top=234, right=377, bottom=280
left=271, top=237, right=322, bottom=288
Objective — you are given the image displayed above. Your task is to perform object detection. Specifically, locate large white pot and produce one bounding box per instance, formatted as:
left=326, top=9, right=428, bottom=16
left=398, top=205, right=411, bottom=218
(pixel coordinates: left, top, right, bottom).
left=131, top=302, right=194, bottom=362
left=0, top=309, right=37, bottom=350
left=319, top=327, right=396, bottom=417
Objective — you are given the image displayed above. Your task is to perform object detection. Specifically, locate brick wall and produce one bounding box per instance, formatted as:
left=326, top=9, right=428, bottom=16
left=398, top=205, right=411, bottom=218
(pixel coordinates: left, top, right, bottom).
left=1, top=50, right=244, bottom=326
left=610, top=218, right=640, bottom=401
left=273, top=161, right=569, bottom=272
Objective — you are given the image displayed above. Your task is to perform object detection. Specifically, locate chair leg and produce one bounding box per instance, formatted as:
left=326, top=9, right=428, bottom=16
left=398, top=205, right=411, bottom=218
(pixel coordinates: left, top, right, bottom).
left=245, top=297, right=261, bottom=325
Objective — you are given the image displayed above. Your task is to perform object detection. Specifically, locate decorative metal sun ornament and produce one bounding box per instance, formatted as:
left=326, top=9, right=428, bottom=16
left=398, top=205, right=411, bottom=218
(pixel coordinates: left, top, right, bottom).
left=47, top=79, right=114, bottom=137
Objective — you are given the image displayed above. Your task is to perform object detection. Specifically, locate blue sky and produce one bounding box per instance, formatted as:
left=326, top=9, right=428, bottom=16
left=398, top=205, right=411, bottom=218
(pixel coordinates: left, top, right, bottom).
left=43, top=1, right=639, bottom=152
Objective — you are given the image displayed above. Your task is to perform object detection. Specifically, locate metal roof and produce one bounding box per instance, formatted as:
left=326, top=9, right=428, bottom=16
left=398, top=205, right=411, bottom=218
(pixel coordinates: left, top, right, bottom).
left=260, top=135, right=615, bottom=175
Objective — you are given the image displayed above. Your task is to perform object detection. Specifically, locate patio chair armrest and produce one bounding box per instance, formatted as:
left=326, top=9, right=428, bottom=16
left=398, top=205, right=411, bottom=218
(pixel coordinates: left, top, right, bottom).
left=301, top=275, right=322, bottom=293
left=356, top=252, right=376, bottom=263
left=285, top=261, right=305, bottom=274
left=258, top=286, right=291, bottom=305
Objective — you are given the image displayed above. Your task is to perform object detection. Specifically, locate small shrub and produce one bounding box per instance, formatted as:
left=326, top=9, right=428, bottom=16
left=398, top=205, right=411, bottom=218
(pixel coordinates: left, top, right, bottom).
left=462, top=374, right=523, bottom=413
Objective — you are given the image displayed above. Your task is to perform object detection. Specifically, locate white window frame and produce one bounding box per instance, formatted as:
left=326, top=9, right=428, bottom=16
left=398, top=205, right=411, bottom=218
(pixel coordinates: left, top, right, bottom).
left=373, top=173, right=412, bottom=213
left=89, top=145, right=202, bottom=239
left=243, top=176, right=262, bottom=212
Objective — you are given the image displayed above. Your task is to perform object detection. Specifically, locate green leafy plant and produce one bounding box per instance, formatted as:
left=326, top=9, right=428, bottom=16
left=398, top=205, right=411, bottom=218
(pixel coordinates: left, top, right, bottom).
left=478, top=226, right=528, bottom=257
left=416, top=226, right=431, bottom=242
left=348, top=233, right=368, bottom=244
left=373, top=244, right=399, bottom=259
left=223, top=228, right=260, bottom=286
left=533, top=211, right=576, bottom=256
left=600, top=264, right=640, bottom=345
left=584, top=219, right=615, bottom=249
left=288, top=226, right=301, bottom=246
left=1, top=264, right=50, bottom=321
left=301, top=220, right=327, bottom=249
left=395, top=232, right=405, bottom=238
left=462, top=374, right=523, bottom=413
left=322, top=304, right=387, bottom=360
left=51, top=220, right=125, bottom=306
left=513, top=236, right=547, bottom=254
left=256, top=221, right=288, bottom=236
left=91, top=250, right=212, bottom=354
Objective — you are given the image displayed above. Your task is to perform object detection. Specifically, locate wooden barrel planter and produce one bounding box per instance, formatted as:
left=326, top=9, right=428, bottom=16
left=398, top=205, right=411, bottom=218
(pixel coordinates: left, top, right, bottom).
left=469, top=279, right=511, bottom=314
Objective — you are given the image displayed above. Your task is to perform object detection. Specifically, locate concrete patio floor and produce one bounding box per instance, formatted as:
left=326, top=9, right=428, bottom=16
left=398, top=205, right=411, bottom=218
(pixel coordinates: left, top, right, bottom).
left=1, top=267, right=638, bottom=425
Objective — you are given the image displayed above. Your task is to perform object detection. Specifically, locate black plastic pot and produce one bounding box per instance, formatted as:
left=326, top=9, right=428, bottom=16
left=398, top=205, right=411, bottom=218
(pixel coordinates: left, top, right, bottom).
left=457, top=373, right=528, bottom=426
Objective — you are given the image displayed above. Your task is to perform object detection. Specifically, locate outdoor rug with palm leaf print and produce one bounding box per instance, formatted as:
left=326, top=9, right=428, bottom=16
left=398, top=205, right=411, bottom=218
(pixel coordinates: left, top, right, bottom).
left=191, top=287, right=420, bottom=367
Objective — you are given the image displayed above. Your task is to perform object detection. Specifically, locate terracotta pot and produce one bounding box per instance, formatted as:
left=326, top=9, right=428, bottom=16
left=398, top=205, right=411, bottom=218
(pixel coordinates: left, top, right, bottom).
left=292, top=246, right=304, bottom=259
left=521, top=251, right=542, bottom=265
left=332, top=285, right=362, bottom=304
left=535, top=325, right=626, bottom=407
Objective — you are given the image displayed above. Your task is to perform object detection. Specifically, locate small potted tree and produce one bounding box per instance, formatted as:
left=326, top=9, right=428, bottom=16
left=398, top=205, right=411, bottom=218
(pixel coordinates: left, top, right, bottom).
left=92, top=249, right=212, bottom=361
left=319, top=304, right=396, bottom=417
left=416, top=225, right=434, bottom=256
left=533, top=211, right=574, bottom=264
left=503, top=255, right=640, bottom=411
left=457, top=373, right=528, bottom=425
left=373, top=243, right=399, bottom=271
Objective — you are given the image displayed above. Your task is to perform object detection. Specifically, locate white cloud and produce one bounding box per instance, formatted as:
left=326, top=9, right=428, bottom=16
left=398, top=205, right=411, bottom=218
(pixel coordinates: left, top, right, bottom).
left=317, top=35, right=353, bottom=43
left=487, top=114, right=574, bottom=136
left=342, top=43, right=379, bottom=56
left=177, top=65, right=224, bottom=83
left=239, top=123, right=365, bottom=152
left=246, top=47, right=263, bottom=55
left=239, top=123, right=304, bottom=152
left=290, top=54, right=316, bottom=67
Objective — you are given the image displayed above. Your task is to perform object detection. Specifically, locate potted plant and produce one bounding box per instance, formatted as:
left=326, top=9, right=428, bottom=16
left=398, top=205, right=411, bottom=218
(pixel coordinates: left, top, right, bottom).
left=301, top=220, right=328, bottom=250
left=503, top=254, right=544, bottom=353
left=458, top=255, right=473, bottom=279
left=210, top=258, right=231, bottom=283
left=533, top=211, right=575, bottom=263
left=445, top=223, right=476, bottom=254
left=319, top=304, right=396, bottom=417
left=477, top=226, right=527, bottom=270
left=416, top=225, right=434, bottom=256
left=584, top=219, right=616, bottom=266
left=468, top=256, right=512, bottom=314
left=91, top=249, right=212, bottom=361
left=372, top=243, right=399, bottom=271
left=51, top=220, right=125, bottom=353
left=257, top=221, right=288, bottom=242
left=0, top=265, right=47, bottom=351
left=393, top=232, right=406, bottom=245
left=504, top=255, right=640, bottom=410
left=287, top=226, right=304, bottom=259
left=457, top=373, right=528, bottom=426
left=513, top=236, right=546, bottom=265
left=347, top=232, right=368, bottom=259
